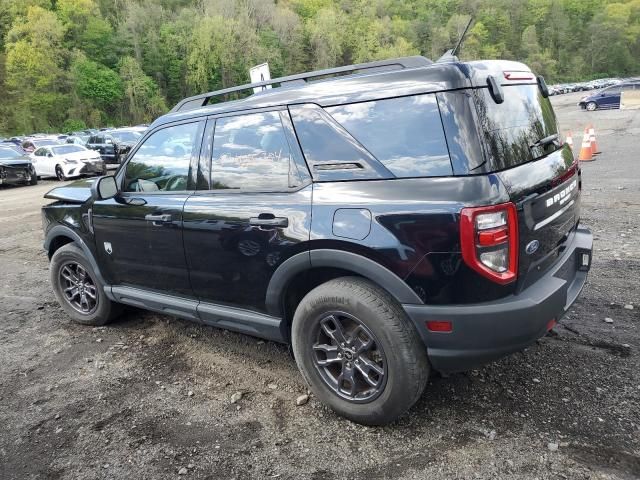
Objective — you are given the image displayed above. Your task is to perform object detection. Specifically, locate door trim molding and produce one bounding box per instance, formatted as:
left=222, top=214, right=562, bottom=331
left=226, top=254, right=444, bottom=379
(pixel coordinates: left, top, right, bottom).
left=108, top=285, right=284, bottom=342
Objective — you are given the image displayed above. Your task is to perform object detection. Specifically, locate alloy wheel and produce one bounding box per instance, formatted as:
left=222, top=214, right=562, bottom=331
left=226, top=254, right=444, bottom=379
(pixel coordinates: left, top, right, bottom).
left=59, top=262, right=98, bottom=314
left=312, top=311, right=387, bottom=403
left=586, top=102, right=597, bottom=111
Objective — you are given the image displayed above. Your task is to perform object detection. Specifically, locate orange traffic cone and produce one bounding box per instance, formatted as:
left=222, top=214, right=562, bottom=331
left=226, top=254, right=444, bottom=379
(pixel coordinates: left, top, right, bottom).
left=565, top=131, right=573, bottom=150
left=578, top=132, right=593, bottom=162
left=588, top=125, right=600, bottom=154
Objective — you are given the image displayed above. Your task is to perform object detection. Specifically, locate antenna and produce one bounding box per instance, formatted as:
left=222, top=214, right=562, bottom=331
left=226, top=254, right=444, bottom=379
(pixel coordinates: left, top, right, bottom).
left=436, top=17, right=474, bottom=63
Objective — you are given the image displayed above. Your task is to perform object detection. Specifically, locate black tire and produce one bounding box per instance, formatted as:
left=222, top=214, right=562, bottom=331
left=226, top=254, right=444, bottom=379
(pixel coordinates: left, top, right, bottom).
left=586, top=101, right=597, bottom=111
left=29, top=172, right=38, bottom=185
left=50, top=243, right=122, bottom=326
left=291, top=277, right=429, bottom=425
left=55, top=165, right=66, bottom=181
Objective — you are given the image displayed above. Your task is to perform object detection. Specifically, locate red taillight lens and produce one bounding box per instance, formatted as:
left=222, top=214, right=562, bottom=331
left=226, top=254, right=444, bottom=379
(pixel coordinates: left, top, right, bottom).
left=460, top=202, right=519, bottom=285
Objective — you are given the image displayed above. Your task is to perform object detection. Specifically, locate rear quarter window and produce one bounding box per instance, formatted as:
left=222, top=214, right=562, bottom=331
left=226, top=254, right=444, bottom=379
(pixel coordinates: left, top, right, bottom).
left=325, top=94, right=453, bottom=178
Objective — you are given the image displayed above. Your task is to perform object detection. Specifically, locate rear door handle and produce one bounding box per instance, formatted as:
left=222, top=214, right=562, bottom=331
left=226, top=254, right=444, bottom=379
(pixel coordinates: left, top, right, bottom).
left=249, top=215, right=288, bottom=228
left=145, top=213, right=172, bottom=224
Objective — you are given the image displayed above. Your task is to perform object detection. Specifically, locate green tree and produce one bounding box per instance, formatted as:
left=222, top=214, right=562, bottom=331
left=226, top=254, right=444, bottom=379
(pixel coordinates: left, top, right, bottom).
left=119, top=56, right=167, bottom=124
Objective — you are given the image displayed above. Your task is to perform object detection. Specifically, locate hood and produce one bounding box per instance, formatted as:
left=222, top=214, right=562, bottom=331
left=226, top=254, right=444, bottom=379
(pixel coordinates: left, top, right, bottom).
left=59, top=150, right=101, bottom=161
left=0, top=157, right=32, bottom=167
left=44, top=178, right=96, bottom=203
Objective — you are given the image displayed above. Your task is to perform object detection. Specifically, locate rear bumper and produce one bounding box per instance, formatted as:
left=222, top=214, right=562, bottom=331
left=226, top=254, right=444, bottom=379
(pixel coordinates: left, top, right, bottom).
left=403, top=227, right=593, bottom=373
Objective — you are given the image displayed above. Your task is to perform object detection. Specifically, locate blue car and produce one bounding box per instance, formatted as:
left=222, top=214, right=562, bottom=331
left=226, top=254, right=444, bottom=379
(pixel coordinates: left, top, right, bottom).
left=579, top=82, right=639, bottom=110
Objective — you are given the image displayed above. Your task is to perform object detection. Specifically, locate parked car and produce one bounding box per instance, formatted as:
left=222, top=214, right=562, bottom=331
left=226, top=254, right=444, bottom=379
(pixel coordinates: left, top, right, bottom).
left=66, top=135, right=89, bottom=146
left=0, top=146, right=37, bottom=186
left=42, top=56, right=592, bottom=425
left=579, top=82, right=640, bottom=110
left=86, top=129, right=142, bottom=165
left=21, top=138, right=61, bottom=154
left=108, top=128, right=144, bottom=163
left=32, top=144, right=105, bottom=180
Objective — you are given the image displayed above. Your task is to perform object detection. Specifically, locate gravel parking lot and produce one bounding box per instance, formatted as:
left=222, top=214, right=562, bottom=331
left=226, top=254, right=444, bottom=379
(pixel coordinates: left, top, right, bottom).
left=1, top=91, right=638, bottom=480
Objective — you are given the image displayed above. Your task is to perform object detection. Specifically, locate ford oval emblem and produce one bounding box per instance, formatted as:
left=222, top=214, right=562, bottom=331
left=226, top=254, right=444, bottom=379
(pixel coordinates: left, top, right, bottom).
left=526, top=240, right=540, bottom=255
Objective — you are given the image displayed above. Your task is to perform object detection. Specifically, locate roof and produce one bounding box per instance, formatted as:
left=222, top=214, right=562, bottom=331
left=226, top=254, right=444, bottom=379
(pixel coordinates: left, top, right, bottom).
left=151, top=57, right=532, bottom=129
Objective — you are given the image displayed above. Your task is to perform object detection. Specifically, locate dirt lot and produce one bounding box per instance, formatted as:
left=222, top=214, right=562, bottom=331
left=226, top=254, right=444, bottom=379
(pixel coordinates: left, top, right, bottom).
left=1, top=91, right=639, bottom=480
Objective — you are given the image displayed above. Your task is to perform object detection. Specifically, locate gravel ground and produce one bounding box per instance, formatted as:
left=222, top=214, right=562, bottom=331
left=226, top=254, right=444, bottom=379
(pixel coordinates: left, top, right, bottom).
left=0, top=91, right=638, bottom=480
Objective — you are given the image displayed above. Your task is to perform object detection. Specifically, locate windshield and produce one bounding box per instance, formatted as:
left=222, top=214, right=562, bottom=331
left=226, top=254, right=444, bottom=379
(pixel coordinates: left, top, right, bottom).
left=52, top=145, right=86, bottom=155
left=112, top=131, right=141, bottom=143
left=0, top=148, right=22, bottom=159
left=474, top=84, right=559, bottom=171
left=34, top=140, right=59, bottom=147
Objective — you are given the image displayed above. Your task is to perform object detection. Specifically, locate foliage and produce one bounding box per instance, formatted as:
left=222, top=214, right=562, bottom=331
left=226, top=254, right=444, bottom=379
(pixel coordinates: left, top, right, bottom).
left=0, top=0, right=639, bottom=135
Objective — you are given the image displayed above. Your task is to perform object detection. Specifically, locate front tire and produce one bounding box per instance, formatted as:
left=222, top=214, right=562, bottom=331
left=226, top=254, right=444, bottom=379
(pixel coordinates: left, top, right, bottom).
left=55, top=165, right=67, bottom=181
left=291, top=277, right=429, bottom=425
left=586, top=101, right=597, bottom=111
left=50, top=243, right=121, bottom=326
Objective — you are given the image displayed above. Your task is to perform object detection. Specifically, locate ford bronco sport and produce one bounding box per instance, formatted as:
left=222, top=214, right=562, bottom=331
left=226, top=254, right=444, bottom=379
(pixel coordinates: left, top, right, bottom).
left=42, top=56, right=593, bottom=425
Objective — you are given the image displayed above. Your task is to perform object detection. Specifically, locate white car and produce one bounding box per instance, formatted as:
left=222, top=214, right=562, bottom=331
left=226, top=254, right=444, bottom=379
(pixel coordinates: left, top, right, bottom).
left=31, top=144, right=106, bottom=181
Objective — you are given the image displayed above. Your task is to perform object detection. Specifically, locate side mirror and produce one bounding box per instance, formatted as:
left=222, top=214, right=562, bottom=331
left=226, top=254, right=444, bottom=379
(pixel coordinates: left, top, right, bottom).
left=47, top=153, right=53, bottom=158
left=92, top=175, right=118, bottom=200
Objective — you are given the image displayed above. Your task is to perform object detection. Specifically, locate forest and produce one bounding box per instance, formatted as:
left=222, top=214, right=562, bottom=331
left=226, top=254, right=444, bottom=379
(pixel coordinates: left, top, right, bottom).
left=0, top=0, right=639, bottom=135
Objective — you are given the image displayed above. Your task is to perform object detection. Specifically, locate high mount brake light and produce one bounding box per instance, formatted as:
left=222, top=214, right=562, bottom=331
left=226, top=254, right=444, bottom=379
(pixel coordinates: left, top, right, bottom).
left=460, top=203, right=519, bottom=285
left=503, top=71, right=535, bottom=81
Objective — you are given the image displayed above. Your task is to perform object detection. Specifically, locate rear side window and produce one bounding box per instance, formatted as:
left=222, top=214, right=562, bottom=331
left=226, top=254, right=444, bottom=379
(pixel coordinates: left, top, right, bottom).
left=210, top=111, right=297, bottom=191
left=475, top=84, right=559, bottom=170
left=289, top=104, right=393, bottom=181
left=325, top=95, right=453, bottom=177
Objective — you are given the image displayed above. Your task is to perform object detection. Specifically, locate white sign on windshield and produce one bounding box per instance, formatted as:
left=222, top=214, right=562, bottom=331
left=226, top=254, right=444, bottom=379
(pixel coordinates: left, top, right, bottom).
left=250, top=63, right=272, bottom=94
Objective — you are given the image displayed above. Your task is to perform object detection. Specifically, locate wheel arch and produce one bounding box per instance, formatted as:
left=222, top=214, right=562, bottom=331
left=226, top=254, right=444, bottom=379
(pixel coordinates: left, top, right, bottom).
left=267, top=249, right=423, bottom=341
left=45, top=225, right=109, bottom=290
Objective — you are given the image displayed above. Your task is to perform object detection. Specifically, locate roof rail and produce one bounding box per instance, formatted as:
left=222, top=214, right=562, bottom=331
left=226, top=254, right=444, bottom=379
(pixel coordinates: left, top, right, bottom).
left=170, top=56, right=432, bottom=113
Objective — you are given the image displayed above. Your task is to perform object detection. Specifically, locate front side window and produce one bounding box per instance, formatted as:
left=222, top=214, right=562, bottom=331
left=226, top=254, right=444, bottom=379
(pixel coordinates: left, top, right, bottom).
left=124, top=122, right=199, bottom=192
left=210, top=111, right=294, bottom=191
left=325, top=95, right=453, bottom=177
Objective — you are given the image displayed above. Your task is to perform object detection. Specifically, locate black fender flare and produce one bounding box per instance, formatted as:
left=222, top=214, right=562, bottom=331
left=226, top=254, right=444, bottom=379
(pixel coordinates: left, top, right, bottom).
left=265, top=249, right=423, bottom=317
left=44, top=225, right=111, bottom=295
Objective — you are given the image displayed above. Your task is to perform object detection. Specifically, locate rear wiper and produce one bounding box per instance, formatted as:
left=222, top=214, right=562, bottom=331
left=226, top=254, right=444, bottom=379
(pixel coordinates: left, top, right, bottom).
left=530, top=133, right=559, bottom=149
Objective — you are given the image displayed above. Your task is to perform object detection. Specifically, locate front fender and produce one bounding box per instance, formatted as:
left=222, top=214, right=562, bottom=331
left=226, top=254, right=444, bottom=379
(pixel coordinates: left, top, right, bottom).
left=44, top=224, right=111, bottom=297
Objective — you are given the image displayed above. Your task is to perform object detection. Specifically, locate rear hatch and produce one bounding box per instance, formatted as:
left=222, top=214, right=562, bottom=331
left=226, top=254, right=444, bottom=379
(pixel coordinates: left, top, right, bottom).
left=473, top=82, right=581, bottom=288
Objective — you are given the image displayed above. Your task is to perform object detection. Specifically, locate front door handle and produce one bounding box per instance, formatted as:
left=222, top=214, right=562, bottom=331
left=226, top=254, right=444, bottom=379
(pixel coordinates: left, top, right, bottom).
left=249, top=215, right=288, bottom=228
left=145, top=213, right=172, bottom=224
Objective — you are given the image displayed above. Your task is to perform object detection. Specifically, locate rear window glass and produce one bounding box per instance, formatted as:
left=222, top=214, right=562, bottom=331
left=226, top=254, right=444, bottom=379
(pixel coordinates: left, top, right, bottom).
left=475, top=84, right=559, bottom=170
left=325, top=95, right=453, bottom=177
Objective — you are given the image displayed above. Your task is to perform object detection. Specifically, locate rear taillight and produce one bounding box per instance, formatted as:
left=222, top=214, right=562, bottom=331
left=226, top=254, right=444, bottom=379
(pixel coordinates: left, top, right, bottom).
left=460, top=202, right=519, bottom=285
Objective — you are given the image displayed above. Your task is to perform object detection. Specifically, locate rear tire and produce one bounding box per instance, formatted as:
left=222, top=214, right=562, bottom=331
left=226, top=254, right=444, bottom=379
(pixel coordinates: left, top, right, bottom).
left=291, top=277, right=429, bottom=425
left=50, top=243, right=122, bottom=326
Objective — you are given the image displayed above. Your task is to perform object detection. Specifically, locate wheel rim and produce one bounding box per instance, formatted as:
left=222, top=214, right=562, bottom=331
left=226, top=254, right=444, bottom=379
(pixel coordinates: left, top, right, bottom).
left=56, top=167, right=64, bottom=180
left=59, top=262, right=98, bottom=314
left=587, top=102, right=596, bottom=111
left=312, top=311, right=387, bottom=403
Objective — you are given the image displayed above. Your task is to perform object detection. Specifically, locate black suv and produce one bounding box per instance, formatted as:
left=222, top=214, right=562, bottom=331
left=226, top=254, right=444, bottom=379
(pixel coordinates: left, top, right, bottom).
left=86, top=129, right=142, bottom=165
left=42, top=56, right=592, bottom=425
